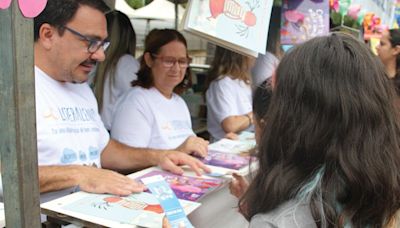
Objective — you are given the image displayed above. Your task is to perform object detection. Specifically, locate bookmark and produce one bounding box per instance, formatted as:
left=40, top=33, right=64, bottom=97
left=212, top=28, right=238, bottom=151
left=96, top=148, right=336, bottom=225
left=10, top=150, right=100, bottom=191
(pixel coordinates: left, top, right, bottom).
left=141, top=175, right=194, bottom=228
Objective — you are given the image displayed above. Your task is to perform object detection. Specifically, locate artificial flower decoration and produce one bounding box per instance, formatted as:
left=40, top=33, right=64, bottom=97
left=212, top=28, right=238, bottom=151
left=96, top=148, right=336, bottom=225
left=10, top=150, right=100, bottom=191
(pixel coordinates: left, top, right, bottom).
left=0, top=0, right=47, bottom=18
left=329, top=0, right=339, bottom=12
left=347, top=4, right=361, bottom=20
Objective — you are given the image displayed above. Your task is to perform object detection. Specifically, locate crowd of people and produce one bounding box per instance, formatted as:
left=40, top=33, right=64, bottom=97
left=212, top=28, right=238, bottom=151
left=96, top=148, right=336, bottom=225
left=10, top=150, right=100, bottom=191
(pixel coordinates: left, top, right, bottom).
left=29, top=0, right=400, bottom=227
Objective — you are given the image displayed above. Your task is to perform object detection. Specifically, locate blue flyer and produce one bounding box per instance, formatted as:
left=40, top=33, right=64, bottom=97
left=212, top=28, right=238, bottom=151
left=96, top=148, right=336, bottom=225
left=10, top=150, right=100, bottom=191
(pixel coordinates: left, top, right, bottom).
left=141, top=175, right=194, bottom=228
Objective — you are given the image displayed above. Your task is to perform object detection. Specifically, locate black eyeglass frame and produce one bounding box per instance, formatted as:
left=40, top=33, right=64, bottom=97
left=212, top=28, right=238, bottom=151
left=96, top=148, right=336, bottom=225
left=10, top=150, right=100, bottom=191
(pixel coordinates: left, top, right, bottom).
left=61, top=25, right=110, bottom=54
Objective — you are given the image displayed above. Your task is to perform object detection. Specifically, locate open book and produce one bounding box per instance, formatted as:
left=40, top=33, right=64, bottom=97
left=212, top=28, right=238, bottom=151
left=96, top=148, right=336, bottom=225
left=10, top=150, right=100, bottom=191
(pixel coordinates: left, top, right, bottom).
left=41, top=191, right=200, bottom=228
left=134, top=168, right=225, bottom=202
left=182, top=0, right=274, bottom=57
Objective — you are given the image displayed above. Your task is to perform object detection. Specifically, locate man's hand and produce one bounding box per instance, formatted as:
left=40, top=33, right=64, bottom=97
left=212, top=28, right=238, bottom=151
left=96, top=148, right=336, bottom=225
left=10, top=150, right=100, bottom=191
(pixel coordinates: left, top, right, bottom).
left=78, top=166, right=145, bottom=195
left=176, top=136, right=209, bottom=158
left=158, top=151, right=211, bottom=176
left=229, top=173, right=249, bottom=199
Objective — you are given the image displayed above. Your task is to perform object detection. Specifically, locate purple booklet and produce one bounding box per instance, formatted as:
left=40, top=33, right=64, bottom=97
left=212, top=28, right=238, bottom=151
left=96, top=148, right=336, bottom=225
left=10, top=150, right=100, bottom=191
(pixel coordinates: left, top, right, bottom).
left=136, top=170, right=224, bottom=202
left=199, top=151, right=253, bottom=170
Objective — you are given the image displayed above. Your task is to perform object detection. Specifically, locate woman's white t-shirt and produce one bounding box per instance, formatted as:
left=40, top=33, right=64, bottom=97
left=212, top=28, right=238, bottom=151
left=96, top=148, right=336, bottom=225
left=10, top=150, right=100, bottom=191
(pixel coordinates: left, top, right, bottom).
left=101, top=54, right=139, bottom=130
left=111, top=87, right=195, bottom=149
left=206, top=76, right=253, bottom=141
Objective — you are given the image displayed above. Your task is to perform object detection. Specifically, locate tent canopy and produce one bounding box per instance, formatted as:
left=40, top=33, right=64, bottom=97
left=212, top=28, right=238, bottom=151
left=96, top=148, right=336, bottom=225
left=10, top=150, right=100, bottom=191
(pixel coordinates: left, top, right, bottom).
left=131, top=0, right=184, bottom=21
left=115, top=0, right=136, bottom=18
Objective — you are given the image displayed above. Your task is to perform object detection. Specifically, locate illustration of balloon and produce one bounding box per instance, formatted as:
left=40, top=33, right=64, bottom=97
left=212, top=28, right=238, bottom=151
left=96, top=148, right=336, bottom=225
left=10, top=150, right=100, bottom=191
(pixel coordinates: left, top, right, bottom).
left=0, top=0, right=12, bottom=9
left=0, top=0, right=47, bottom=18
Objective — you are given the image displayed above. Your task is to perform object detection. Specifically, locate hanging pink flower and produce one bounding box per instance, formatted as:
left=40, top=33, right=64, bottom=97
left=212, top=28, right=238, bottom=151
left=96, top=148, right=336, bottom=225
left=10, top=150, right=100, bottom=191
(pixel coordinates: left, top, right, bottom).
left=0, top=0, right=47, bottom=18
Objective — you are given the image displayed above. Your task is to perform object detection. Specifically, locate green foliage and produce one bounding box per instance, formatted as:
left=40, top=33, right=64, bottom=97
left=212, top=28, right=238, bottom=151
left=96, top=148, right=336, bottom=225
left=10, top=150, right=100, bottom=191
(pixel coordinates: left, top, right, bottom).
left=330, top=11, right=362, bottom=29
left=125, top=0, right=152, bottom=9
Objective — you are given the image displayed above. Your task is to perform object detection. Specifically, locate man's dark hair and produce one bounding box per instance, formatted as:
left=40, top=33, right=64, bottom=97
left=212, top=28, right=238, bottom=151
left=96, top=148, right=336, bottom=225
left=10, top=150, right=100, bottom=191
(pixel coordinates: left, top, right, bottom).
left=34, top=0, right=109, bottom=41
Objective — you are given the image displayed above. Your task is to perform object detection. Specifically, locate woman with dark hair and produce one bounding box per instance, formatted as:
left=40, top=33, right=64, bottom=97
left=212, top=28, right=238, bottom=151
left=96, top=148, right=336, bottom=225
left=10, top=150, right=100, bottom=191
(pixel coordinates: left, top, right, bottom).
left=238, top=33, right=400, bottom=227
left=111, top=29, right=208, bottom=157
left=93, top=10, right=139, bottom=130
left=376, top=28, right=400, bottom=93
left=205, top=46, right=255, bottom=141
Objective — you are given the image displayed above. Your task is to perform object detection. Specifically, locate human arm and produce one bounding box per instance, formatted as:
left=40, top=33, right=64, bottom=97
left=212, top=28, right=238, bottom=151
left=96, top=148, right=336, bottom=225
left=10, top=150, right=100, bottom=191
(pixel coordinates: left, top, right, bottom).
left=101, top=139, right=211, bottom=176
left=222, top=112, right=253, bottom=134
left=38, top=165, right=145, bottom=195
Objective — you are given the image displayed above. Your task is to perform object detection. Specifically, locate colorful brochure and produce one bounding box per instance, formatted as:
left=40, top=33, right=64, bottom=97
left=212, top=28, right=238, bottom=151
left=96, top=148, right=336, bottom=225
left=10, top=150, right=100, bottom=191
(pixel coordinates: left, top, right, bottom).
left=136, top=170, right=224, bottom=202
left=41, top=191, right=200, bottom=228
left=142, top=175, right=194, bottom=228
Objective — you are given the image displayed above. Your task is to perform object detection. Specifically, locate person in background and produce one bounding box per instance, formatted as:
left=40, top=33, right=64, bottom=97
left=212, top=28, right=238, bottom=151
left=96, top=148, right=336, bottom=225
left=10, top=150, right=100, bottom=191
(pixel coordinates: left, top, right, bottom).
left=111, top=29, right=208, bottom=158
left=233, top=33, right=400, bottom=227
left=251, top=6, right=283, bottom=87
left=34, top=0, right=209, bottom=203
left=205, top=46, right=255, bottom=141
left=93, top=10, right=139, bottom=130
left=376, top=28, right=400, bottom=94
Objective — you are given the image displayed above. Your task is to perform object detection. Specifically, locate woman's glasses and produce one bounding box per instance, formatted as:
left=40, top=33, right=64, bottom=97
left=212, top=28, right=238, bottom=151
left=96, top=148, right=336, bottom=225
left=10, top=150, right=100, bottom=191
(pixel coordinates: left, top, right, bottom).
left=151, top=54, right=192, bottom=68
left=61, top=26, right=110, bottom=54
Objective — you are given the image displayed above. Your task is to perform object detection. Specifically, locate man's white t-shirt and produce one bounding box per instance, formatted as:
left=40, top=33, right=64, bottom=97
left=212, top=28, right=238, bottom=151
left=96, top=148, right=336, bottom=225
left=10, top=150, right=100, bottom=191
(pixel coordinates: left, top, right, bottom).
left=206, top=76, right=253, bottom=141
left=35, top=67, right=110, bottom=202
left=111, top=86, right=195, bottom=149
left=101, top=54, right=139, bottom=130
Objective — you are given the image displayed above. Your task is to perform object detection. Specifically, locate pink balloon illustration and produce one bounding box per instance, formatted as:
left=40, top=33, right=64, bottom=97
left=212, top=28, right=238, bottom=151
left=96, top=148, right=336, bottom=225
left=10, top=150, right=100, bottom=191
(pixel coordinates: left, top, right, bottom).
left=0, top=0, right=12, bottom=9
left=0, top=0, right=47, bottom=18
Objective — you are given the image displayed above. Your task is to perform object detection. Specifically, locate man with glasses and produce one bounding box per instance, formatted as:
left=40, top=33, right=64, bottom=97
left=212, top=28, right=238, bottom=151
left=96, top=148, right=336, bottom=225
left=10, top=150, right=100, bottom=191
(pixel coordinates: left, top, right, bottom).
left=34, top=0, right=209, bottom=203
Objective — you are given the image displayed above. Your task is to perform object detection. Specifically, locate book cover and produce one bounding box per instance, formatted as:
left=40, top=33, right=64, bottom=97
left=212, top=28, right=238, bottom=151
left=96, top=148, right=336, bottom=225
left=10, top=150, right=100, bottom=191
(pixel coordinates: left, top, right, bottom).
left=199, top=150, right=255, bottom=171
left=183, top=0, right=274, bottom=56
left=136, top=170, right=224, bottom=202
left=280, top=0, right=330, bottom=44
left=41, top=191, right=200, bottom=228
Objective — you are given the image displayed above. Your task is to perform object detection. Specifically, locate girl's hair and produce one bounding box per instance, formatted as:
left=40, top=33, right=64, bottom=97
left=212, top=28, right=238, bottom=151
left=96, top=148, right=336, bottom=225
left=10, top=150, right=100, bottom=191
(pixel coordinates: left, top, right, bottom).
left=388, top=29, right=400, bottom=93
left=93, top=10, right=136, bottom=110
left=132, top=29, right=192, bottom=94
left=205, top=46, right=253, bottom=91
left=252, top=80, right=272, bottom=123
left=241, top=33, right=400, bottom=227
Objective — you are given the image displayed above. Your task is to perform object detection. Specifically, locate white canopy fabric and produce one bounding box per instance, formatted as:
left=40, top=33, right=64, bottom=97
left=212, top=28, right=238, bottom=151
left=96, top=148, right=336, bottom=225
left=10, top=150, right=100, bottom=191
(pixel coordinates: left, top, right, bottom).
left=131, top=0, right=184, bottom=21
left=115, top=0, right=136, bottom=18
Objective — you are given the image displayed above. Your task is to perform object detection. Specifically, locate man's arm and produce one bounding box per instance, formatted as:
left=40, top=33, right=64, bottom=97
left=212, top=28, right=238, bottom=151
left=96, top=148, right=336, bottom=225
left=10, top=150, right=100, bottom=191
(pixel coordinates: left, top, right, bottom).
left=39, top=165, right=145, bottom=195
left=101, top=139, right=211, bottom=176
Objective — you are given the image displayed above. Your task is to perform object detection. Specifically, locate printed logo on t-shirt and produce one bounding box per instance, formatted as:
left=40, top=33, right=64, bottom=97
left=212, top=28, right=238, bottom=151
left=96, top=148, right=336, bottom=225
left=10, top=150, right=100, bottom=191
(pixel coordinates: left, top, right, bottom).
left=61, top=148, right=78, bottom=164
left=60, top=147, right=99, bottom=164
left=42, top=107, right=97, bottom=122
left=161, top=120, right=190, bottom=131
left=58, top=107, right=97, bottom=122
left=88, top=146, right=99, bottom=160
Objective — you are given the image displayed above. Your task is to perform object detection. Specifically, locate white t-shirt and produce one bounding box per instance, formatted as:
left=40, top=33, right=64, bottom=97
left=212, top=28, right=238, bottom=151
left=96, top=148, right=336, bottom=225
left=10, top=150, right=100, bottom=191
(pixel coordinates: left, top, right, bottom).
left=111, top=86, right=195, bottom=149
left=206, top=76, right=253, bottom=141
left=101, top=54, right=139, bottom=130
left=251, top=51, right=279, bottom=87
left=35, top=67, right=110, bottom=202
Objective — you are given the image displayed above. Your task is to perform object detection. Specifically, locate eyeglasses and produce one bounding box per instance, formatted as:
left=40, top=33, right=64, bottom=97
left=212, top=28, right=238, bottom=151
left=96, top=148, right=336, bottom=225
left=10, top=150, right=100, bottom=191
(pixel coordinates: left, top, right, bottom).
left=151, top=54, right=192, bottom=68
left=61, top=26, right=110, bottom=54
